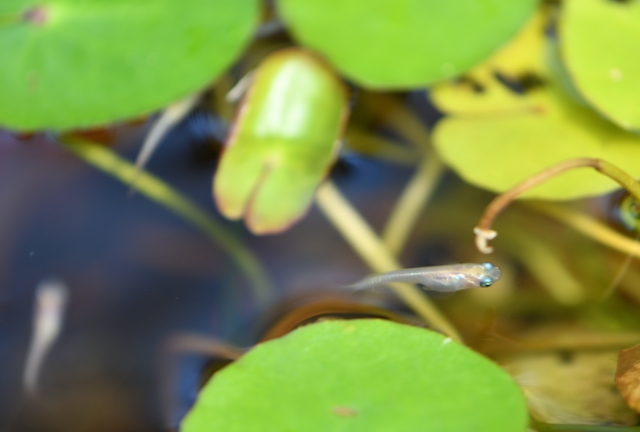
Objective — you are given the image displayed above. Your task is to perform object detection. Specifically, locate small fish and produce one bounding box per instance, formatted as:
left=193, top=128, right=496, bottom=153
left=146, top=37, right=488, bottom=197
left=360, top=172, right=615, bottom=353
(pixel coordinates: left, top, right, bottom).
left=23, top=278, right=69, bottom=396
left=346, top=262, right=501, bottom=293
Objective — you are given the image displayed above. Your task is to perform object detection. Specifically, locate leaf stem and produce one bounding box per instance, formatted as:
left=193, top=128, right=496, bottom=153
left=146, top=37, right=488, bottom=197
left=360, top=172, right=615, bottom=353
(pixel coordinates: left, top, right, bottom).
left=382, top=152, right=445, bottom=256
left=315, top=181, right=462, bottom=342
left=526, top=202, right=640, bottom=259
left=526, top=201, right=640, bottom=301
left=503, top=226, right=585, bottom=305
left=60, top=138, right=274, bottom=305
left=474, top=158, right=640, bottom=254
left=367, top=94, right=446, bottom=255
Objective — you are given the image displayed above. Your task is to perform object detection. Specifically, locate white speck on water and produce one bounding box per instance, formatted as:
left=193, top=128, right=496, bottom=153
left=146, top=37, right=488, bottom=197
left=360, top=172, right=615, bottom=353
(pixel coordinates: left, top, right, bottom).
left=29, top=251, right=35, bottom=258
left=442, top=337, right=452, bottom=345
left=609, top=68, right=624, bottom=81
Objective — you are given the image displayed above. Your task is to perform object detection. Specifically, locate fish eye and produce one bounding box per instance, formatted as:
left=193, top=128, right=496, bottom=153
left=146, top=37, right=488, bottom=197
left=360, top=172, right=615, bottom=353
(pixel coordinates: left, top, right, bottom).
left=479, top=277, right=493, bottom=287
left=481, top=262, right=494, bottom=271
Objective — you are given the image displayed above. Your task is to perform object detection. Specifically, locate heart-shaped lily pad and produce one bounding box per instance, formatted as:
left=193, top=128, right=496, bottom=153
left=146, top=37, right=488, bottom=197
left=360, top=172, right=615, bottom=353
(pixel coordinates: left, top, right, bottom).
left=181, top=319, right=528, bottom=432
left=560, top=0, right=640, bottom=131
left=0, top=0, right=259, bottom=130
left=430, top=8, right=640, bottom=200
left=213, top=49, right=347, bottom=234
left=277, top=0, right=537, bottom=89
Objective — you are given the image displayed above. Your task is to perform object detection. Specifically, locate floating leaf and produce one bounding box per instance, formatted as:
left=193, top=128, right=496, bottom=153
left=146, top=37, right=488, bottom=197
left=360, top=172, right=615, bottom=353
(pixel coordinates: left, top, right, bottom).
left=0, top=0, right=259, bottom=130
left=431, top=8, right=640, bottom=200
left=278, top=0, right=537, bottom=89
left=560, top=0, right=640, bottom=130
left=182, top=319, right=528, bottom=432
left=213, top=49, right=347, bottom=234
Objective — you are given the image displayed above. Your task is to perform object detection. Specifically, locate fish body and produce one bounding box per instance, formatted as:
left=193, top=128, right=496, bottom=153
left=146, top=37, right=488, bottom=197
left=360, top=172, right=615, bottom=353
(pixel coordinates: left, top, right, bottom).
left=23, top=278, right=69, bottom=396
left=346, top=262, right=501, bottom=293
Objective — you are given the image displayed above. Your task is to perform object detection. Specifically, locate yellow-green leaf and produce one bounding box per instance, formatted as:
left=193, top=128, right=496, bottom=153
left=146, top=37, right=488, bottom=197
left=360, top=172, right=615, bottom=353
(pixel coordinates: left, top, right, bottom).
left=560, top=0, right=640, bottom=131
left=431, top=8, right=640, bottom=200
left=213, top=49, right=347, bottom=234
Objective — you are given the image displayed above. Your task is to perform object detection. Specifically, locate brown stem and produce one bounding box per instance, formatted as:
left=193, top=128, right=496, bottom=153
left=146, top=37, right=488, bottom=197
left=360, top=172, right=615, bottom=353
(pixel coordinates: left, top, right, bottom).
left=474, top=158, right=640, bottom=253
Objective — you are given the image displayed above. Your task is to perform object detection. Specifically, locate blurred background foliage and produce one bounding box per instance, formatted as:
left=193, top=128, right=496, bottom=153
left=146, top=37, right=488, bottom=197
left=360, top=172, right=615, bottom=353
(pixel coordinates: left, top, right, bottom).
left=3, top=0, right=640, bottom=431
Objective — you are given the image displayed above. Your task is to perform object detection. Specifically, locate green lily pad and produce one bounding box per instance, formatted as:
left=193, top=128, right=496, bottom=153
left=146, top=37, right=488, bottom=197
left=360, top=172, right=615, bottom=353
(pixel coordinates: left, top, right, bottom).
left=560, top=0, right=640, bottom=131
left=213, top=49, right=347, bottom=234
left=181, top=319, right=528, bottom=432
left=430, top=8, right=640, bottom=200
left=0, top=0, right=259, bottom=131
left=277, top=0, right=537, bottom=89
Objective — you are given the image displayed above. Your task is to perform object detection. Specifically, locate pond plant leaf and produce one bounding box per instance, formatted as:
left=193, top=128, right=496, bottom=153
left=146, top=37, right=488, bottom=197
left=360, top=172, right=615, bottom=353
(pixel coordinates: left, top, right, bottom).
left=0, top=0, right=259, bottom=131
left=431, top=9, right=640, bottom=200
left=277, top=0, right=537, bottom=89
left=616, top=344, right=640, bottom=413
left=505, top=350, right=637, bottom=425
left=560, top=0, right=640, bottom=131
left=181, top=319, right=528, bottom=432
left=213, top=49, right=348, bottom=234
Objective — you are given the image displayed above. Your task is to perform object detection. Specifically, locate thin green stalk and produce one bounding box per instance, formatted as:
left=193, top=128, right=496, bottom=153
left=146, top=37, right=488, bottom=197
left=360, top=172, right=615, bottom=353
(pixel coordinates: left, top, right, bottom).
left=503, top=227, right=585, bottom=306
left=315, top=181, right=462, bottom=342
left=373, top=94, right=446, bottom=256
left=61, top=138, right=273, bottom=305
left=362, top=93, right=431, bottom=153
left=344, top=128, right=420, bottom=166
left=475, top=158, right=640, bottom=254
left=526, top=201, right=640, bottom=301
left=526, top=202, right=640, bottom=259
left=382, top=154, right=445, bottom=256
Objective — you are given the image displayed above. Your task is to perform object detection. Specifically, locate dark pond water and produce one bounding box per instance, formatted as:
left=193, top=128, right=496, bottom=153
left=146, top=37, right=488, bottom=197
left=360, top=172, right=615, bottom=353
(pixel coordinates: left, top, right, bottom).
left=0, top=112, right=432, bottom=431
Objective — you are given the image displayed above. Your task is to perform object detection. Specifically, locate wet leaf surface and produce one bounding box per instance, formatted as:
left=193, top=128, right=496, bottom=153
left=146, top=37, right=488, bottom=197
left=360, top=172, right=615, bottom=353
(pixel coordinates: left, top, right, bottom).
left=182, top=319, right=528, bottom=432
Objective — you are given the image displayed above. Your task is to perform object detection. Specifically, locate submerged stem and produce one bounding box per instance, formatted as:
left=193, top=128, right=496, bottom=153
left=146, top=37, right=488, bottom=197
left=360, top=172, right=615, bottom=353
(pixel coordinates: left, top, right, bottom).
left=506, top=227, right=585, bottom=306
left=475, top=158, right=640, bottom=254
left=371, top=94, right=446, bottom=255
left=528, top=201, right=640, bottom=300
left=382, top=154, right=445, bottom=256
left=315, top=181, right=462, bottom=342
left=527, top=202, right=640, bottom=259
left=60, top=138, right=273, bottom=305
